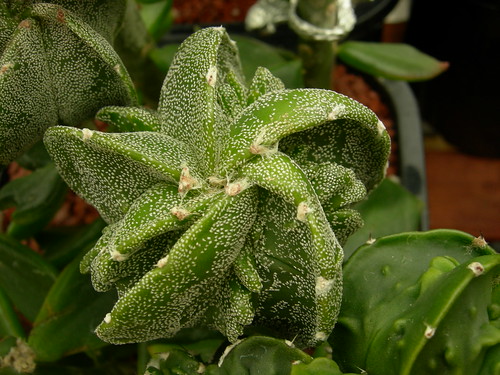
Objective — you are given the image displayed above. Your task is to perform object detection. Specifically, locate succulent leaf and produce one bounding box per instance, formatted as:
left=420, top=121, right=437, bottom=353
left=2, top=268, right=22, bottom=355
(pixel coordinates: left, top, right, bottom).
left=45, top=27, right=390, bottom=346
left=0, top=1, right=137, bottom=165
left=158, top=27, right=246, bottom=174
left=44, top=126, right=200, bottom=223
left=95, top=187, right=258, bottom=343
left=331, top=230, right=500, bottom=375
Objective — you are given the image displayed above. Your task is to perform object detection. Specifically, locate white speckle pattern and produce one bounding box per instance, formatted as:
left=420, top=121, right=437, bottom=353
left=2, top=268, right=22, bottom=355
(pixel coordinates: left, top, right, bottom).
left=0, top=2, right=136, bottom=164
left=43, top=27, right=390, bottom=346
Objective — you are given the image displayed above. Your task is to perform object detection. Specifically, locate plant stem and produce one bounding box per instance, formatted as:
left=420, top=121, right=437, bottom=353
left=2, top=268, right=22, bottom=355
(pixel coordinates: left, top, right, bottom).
left=296, top=0, right=339, bottom=89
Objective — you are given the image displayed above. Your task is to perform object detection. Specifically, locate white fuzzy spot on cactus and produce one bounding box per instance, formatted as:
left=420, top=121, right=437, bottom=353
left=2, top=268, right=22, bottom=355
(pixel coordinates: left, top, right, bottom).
left=315, top=331, right=328, bottom=341
left=296, top=201, right=313, bottom=221
left=315, top=276, right=334, bottom=296
left=171, top=206, right=190, bottom=221
left=19, top=19, right=32, bottom=29
left=156, top=255, right=169, bottom=268
left=208, top=176, right=226, bottom=186
left=472, top=235, right=488, bottom=248
left=249, top=142, right=278, bottom=156
left=81, top=128, right=93, bottom=142
left=197, top=363, right=206, bottom=373
left=110, top=249, right=128, bottom=262
left=0, top=63, right=14, bottom=75
left=104, top=313, right=112, bottom=324
left=327, top=104, right=345, bottom=121
left=292, top=360, right=302, bottom=365
left=178, top=166, right=200, bottom=194
left=206, top=66, right=217, bottom=87
left=377, top=120, right=386, bottom=135
left=468, top=261, right=485, bottom=277
left=424, top=325, right=436, bottom=339
left=285, top=339, right=294, bottom=347
left=225, top=179, right=249, bottom=196
left=366, top=235, right=376, bottom=245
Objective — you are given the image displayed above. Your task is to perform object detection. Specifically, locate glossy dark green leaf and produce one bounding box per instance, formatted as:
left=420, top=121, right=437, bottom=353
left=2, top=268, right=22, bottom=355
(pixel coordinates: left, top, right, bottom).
left=343, top=178, right=422, bottom=259
left=216, top=336, right=311, bottom=375
left=0, top=287, right=24, bottom=338
left=338, top=41, right=449, bottom=82
left=0, top=163, right=67, bottom=239
left=28, top=253, right=117, bottom=362
left=331, top=230, right=500, bottom=375
left=0, top=235, right=57, bottom=321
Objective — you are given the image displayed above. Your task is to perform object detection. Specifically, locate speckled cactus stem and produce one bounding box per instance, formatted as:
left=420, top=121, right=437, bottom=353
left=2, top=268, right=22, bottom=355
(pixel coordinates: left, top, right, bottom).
left=0, top=0, right=138, bottom=166
left=44, top=27, right=390, bottom=347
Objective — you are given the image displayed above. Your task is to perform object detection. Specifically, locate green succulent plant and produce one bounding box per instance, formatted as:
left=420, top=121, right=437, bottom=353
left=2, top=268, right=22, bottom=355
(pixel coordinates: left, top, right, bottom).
left=43, top=26, right=390, bottom=347
left=330, top=230, right=500, bottom=375
left=0, top=0, right=138, bottom=166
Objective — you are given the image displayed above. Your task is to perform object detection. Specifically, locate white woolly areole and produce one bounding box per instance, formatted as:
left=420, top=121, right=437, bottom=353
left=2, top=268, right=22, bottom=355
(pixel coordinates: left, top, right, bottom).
left=110, top=249, right=128, bottom=262
left=0, top=63, right=14, bottom=74
left=171, top=206, right=190, bottom=221
left=424, top=325, right=436, bottom=339
left=472, top=235, right=488, bottom=248
left=315, top=276, right=335, bottom=296
left=206, top=66, right=217, bottom=87
left=377, top=120, right=386, bottom=135
left=327, top=104, right=345, bottom=121
left=315, top=331, right=328, bottom=341
left=296, top=201, right=313, bottom=221
left=285, top=339, right=294, bottom=347
left=104, top=313, right=112, bottom=324
left=179, top=166, right=200, bottom=194
left=82, top=128, right=93, bottom=141
left=225, top=179, right=249, bottom=196
left=468, top=262, right=485, bottom=277
left=156, top=255, right=169, bottom=268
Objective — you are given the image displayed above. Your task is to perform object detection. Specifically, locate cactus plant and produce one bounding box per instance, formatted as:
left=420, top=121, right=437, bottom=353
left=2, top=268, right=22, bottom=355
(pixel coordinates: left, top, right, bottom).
left=43, top=26, right=390, bottom=347
left=0, top=0, right=138, bottom=166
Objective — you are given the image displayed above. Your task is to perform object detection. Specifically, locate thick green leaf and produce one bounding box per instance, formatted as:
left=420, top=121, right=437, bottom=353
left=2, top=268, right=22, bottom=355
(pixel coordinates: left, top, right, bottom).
left=28, top=253, right=117, bottom=362
left=216, top=336, right=312, bottom=375
left=331, top=230, right=500, bottom=375
left=343, top=178, right=422, bottom=259
left=338, top=41, right=449, bottom=81
left=95, top=188, right=258, bottom=344
left=44, top=126, right=199, bottom=224
left=0, top=235, right=57, bottom=321
left=158, top=27, right=247, bottom=174
left=0, top=2, right=137, bottom=165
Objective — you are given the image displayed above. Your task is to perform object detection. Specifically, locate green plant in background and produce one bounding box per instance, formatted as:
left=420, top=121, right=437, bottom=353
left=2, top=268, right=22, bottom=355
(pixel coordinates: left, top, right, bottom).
left=44, top=26, right=390, bottom=347
left=246, top=0, right=449, bottom=88
left=0, top=2, right=498, bottom=375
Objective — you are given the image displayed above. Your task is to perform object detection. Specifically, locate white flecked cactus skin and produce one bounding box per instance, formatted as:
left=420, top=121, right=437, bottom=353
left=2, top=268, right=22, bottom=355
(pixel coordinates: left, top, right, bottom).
left=0, top=0, right=137, bottom=165
left=44, top=27, right=391, bottom=347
